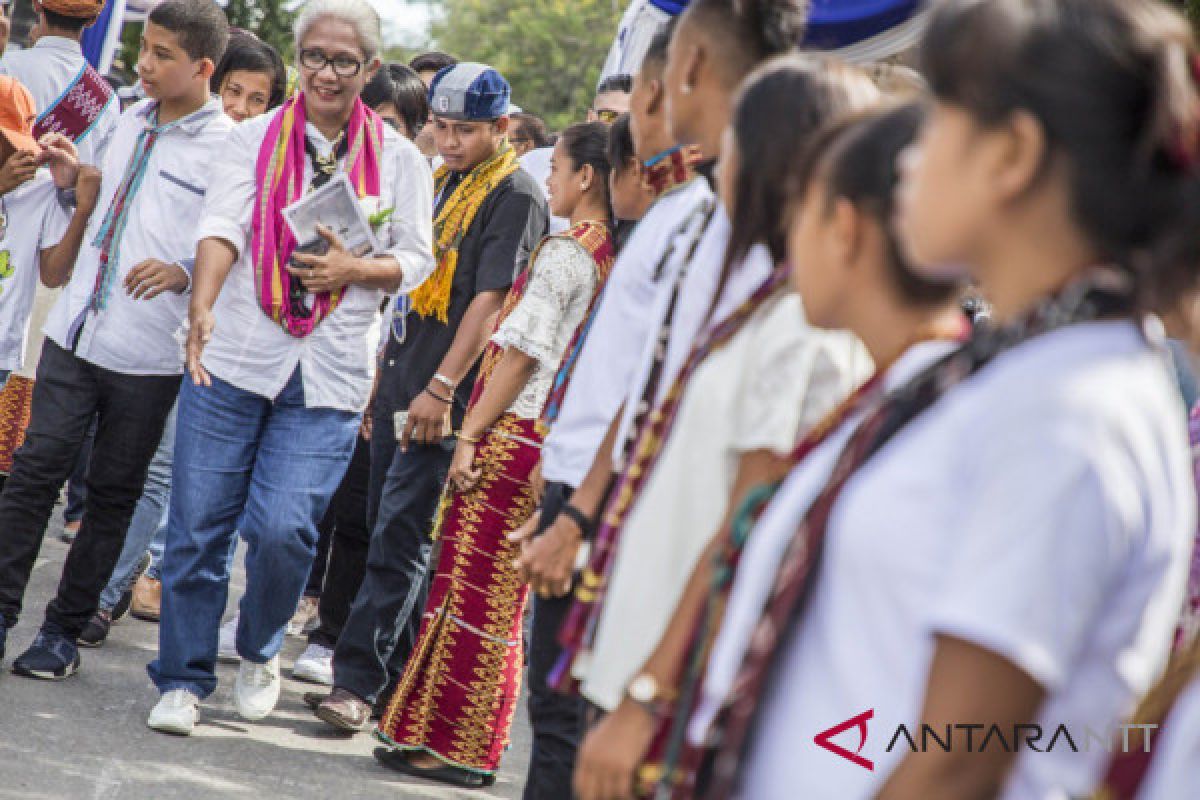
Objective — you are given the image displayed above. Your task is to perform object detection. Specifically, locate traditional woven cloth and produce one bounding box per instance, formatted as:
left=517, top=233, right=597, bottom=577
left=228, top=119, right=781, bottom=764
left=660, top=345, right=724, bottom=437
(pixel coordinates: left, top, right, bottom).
left=641, top=146, right=702, bottom=197
left=0, top=375, right=33, bottom=475
left=376, top=221, right=613, bottom=776
left=33, top=64, right=114, bottom=143
left=252, top=94, right=383, bottom=337
left=410, top=142, right=518, bottom=322
left=375, top=412, right=539, bottom=774
left=375, top=264, right=538, bottom=774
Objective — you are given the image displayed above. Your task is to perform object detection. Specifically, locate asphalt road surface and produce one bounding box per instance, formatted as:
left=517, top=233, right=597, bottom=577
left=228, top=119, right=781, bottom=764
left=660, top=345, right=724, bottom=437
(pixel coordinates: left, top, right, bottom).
left=0, top=507, right=531, bottom=800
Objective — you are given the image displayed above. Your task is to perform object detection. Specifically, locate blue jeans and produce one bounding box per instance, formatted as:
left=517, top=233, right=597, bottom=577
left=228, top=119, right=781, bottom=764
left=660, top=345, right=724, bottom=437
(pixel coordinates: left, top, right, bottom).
left=147, top=368, right=358, bottom=698
left=98, top=402, right=176, bottom=610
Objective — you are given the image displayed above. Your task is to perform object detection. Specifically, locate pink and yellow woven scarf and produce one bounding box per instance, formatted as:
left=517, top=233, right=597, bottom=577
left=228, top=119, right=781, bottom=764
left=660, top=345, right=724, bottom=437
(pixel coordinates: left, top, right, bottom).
left=251, top=93, right=384, bottom=337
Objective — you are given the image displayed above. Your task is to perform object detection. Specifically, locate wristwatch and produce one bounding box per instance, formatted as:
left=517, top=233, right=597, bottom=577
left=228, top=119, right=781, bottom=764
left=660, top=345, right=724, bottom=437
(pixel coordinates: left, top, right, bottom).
left=625, top=672, right=675, bottom=717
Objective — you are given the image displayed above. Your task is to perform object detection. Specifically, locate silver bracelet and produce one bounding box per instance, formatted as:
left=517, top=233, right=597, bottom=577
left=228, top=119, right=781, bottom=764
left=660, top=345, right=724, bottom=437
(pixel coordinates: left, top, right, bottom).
left=432, top=373, right=456, bottom=392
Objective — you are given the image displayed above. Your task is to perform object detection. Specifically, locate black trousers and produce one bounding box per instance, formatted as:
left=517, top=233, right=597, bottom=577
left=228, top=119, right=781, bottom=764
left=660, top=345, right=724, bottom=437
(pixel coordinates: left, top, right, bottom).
left=308, top=433, right=371, bottom=649
left=330, top=408, right=451, bottom=705
left=0, top=342, right=178, bottom=636
left=523, top=480, right=588, bottom=800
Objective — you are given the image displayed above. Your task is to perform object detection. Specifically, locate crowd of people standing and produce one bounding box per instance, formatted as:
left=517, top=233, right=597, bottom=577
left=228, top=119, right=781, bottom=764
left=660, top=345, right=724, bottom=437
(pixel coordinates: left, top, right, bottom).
left=2, top=0, right=1200, bottom=798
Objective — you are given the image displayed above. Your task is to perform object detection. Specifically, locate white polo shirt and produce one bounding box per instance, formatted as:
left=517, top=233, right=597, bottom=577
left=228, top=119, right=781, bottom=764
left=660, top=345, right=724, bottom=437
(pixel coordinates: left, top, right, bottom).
left=540, top=176, right=712, bottom=487
left=0, top=36, right=119, bottom=166
left=0, top=173, right=70, bottom=370
left=44, top=98, right=233, bottom=375
left=697, top=322, right=1194, bottom=800
left=196, top=109, right=435, bottom=412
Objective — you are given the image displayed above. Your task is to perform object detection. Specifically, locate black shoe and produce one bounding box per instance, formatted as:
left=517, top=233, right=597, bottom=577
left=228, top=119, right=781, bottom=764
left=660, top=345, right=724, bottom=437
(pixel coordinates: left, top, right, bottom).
left=78, top=610, right=112, bottom=648
left=112, top=552, right=152, bottom=622
left=372, top=747, right=495, bottom=788
left=303, top=690, right=329, bottom=711
left=12, top=631, right=81, bottom=680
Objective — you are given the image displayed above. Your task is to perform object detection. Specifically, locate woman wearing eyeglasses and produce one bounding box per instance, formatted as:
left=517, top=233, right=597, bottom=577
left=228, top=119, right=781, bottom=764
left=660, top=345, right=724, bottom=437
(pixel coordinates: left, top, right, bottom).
left=146, top=0, right=435, bottom=735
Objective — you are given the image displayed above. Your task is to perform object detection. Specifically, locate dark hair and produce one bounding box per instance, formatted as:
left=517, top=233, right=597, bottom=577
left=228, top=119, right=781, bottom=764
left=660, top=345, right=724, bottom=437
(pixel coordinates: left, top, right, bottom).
left=409, top=51, right=457, bottom=77
left=361, top=65, right=431, bottom=138
left=210, top=33, right=286, bottom=110
left=685, top=0, right=808, bottom=86
left=921, top=0, right=1200, bottom=305
left=42, top=8, right=91, bottom=32
left=597, top=74, right=633, bottom=96
left=512, top=112, right=551, bottom=148
left=607, top=113, right=637, bottom=169
left=641, top=21, right=676, bottom=72
left=560, top=121, right=613, bottom=212
left=811, top=105, right=961, bottom=307
left=387, top=64, right=431, bottom=138
left=148, top=0, right=230, bottom=64
left=724, top=54, right=877, bottom=278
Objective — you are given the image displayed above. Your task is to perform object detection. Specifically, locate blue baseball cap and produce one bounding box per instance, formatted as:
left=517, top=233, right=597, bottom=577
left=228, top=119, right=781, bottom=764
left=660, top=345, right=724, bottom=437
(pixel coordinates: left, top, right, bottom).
left=428, top=63, right=512, bottom=122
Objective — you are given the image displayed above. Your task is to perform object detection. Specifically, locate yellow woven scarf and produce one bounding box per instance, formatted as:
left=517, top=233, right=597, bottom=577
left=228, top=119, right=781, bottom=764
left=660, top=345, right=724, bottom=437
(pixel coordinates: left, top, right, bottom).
left=411, top=141, right=519, bottom=321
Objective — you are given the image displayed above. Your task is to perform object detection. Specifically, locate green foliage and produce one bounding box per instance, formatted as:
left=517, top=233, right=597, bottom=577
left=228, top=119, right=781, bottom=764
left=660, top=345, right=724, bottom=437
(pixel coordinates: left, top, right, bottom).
left=115, top=0, right=296, bottom=79
left=224, top=0, right=298, bottom=60
left=430, top=0, right=623, bottom=131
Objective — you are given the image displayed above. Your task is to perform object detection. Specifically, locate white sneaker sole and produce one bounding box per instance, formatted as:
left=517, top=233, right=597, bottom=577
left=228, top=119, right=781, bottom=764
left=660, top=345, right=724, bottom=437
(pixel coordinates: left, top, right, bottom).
left=147, top=712, right=197, bottom=736
left=291, top=662, right=333, bottom=686
left=235, top=697, right=278, bottom=722
left=217, top=650, right=240, bottom=665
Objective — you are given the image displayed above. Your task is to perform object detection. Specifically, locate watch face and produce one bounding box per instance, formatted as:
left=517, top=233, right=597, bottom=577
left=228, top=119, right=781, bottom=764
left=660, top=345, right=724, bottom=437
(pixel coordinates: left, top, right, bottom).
left=629, top=674, right=657, bottom=703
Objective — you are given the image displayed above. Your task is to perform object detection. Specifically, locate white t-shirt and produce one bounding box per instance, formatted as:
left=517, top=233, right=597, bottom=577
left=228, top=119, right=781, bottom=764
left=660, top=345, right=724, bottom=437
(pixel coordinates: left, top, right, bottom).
left=1137, top=673, right=1200, bottom=799
left=575, top=291, right=870, bottom=710
left=698, top=322, right=1194, bottom=800
left=0, top=173, right=70, bottom=371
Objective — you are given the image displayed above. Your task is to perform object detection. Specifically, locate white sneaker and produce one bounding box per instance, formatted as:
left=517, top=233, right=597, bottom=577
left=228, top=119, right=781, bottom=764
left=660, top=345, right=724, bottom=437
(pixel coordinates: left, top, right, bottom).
left=234, top=656, right=281, bottom=721
left=291, top=643, right=333, bottom=686
left=217, top=613, right=239, bottom=664
left=147, top=689, right=200, bottom=735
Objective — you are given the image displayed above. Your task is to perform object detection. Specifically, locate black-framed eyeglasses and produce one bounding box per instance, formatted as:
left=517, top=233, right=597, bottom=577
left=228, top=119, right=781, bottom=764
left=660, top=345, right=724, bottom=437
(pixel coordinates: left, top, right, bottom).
left=299, top=48, right=363, bottom=77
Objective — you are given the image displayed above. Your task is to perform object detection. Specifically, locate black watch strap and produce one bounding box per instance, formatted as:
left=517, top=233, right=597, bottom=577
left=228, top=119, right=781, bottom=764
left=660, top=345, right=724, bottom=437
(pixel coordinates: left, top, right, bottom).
left=560, top=503, right=594, bottom=541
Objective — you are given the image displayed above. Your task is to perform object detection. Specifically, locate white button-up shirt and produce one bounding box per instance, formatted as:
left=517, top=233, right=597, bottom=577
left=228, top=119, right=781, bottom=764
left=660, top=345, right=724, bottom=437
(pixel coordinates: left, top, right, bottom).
left=0, top=36, right=119, bottom=166
left=610, top=203, right=774, bottom=469
left=540, top=178, right=712, bottom=486
left=196, top=109, right=435, bottom=412
left=44, top=98, right=233, bottom=375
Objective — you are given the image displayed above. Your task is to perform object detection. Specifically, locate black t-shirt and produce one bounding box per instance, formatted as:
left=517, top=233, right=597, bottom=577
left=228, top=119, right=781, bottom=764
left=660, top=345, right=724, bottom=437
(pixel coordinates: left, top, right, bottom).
left=375, top=166, right=548, bottom=429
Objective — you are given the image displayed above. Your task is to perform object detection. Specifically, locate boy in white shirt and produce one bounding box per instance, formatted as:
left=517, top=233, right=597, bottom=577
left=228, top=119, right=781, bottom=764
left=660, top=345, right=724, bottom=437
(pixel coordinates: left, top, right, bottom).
left=0, top=0, right=232, bottom=681
left=0, top=76, right=100, bottom=389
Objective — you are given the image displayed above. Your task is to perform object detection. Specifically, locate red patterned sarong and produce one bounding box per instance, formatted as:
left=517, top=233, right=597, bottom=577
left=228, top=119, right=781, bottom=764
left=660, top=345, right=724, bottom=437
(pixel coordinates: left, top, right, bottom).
left=376, top=413, right=540, bottom=775
left=0, top=375, right=34, bottom=474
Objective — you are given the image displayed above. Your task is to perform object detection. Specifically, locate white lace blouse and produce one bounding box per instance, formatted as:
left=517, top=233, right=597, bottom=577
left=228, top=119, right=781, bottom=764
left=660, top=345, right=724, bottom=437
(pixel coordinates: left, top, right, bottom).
left=491, top=236, right=601, bottom=419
